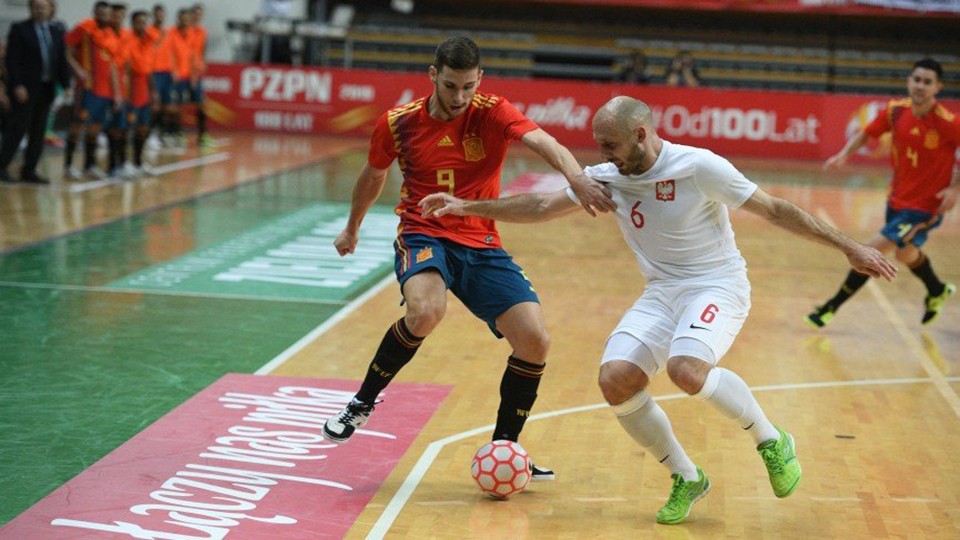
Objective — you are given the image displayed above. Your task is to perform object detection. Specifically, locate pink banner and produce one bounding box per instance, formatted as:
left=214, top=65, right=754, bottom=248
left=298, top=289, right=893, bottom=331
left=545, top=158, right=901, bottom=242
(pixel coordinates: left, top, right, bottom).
left=1, top=375, right=451, bottom=540
left=200, top=63, right=959, bottom=163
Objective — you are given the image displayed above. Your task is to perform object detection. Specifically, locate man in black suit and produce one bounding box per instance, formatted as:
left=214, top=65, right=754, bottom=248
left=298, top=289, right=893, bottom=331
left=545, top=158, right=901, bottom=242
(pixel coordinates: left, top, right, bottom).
left=0, top=0, right=71, bottom=184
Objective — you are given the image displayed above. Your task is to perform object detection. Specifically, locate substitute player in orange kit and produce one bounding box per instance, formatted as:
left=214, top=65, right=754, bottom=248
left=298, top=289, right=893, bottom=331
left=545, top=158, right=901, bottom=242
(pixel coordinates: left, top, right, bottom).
left=807, top=58, right=959, bottom=328
left=65, top=1, right=120, bottom=179
left=124, top=10, right=156, bottom=174
left=321, top=36, right=615, bottom=479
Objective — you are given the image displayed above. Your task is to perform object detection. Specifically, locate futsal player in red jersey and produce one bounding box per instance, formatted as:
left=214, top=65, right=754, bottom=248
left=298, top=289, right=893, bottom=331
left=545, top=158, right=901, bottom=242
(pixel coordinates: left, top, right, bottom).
left=808, top=58, right=959, bottom=327
left=323, top=36, right=614, bottom=479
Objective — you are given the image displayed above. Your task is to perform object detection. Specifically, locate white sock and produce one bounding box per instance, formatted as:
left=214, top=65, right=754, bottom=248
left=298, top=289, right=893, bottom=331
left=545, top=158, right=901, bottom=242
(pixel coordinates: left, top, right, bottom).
left=696, top=368, right=780, bottom=446
left=613, top=391, right=699, bottom=482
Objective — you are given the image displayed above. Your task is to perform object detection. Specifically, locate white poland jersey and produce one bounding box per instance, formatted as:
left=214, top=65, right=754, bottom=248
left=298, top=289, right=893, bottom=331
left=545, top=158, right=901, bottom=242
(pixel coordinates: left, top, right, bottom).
left=568, top=140, right=758, bottom=282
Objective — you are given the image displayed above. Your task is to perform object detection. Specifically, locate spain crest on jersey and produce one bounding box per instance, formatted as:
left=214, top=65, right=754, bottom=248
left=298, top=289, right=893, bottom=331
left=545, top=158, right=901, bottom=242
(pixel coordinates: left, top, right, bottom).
left=463, top=138, right=486, bottom=162
left=924, top=130, right=940, bottom=150
left=656, top=180, right=676, bottom=201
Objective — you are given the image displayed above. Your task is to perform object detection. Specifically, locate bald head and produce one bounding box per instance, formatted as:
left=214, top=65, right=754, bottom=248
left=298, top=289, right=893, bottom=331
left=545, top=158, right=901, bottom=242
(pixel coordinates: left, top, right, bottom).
left=593, top=96, right=653, bottom=137
left=592, top=96, right=661, bottom=176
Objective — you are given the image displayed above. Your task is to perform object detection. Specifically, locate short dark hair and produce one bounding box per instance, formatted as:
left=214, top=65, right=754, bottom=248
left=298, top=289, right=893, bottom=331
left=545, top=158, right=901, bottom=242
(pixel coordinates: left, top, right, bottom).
left=434, top=36, right=481, bottom=71
left=153, top=3, right=165, bottom=11
left=131, top=10, right=148, bottom=22
left=913, top=58, right=943, bottom=80
left=111, top=3, right=127, bottom=11
left=94, top=1, right=110, bottom=10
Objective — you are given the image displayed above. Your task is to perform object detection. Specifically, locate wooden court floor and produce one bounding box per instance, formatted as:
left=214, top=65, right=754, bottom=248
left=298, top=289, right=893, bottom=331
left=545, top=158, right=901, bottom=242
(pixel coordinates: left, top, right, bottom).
left=2, top=135, right=958, bottom=538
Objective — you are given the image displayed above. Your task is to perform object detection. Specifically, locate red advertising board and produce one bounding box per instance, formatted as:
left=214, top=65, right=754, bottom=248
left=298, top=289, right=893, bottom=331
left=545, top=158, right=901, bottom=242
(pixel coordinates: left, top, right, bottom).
left=201, top=63, right=959, bottom=163
left=1, top=375, right=451, bottom=540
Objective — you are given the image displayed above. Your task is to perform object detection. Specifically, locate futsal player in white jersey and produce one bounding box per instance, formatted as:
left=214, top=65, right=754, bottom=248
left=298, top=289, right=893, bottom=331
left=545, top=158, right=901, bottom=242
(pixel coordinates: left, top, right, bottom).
left=420, top=96, right=897, bottom=525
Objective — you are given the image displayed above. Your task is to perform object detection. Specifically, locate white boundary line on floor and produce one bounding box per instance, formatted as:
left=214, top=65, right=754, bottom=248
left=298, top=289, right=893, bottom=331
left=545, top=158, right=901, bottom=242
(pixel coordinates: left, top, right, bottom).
left=816, top=208, right=960, bottom=418
left=366, top=376, right=959, bottom=539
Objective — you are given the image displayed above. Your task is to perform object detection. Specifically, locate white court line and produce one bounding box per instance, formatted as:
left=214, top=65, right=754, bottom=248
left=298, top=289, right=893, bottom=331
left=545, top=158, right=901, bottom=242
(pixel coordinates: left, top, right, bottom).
left=0, top=280, right=349, bottom=305
left=0, top=153, right=233, bottom=193
left=816, top=208, right=960, bottom=419
left=365, top=376, right=960, bottom=539
left=61, top=177, right=124, bottom=193
left=147, top=152, right=232, bottom=175
left=256, top=274, right=395, bottom=375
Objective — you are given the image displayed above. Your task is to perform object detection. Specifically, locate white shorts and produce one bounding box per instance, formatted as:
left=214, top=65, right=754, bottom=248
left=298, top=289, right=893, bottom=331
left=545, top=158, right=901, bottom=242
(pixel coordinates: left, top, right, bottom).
left=600, top=275, right=751, bottom=377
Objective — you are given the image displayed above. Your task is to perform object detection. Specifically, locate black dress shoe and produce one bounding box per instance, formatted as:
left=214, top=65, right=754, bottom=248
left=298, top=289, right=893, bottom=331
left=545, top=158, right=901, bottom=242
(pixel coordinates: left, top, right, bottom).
left=20, top=172, right=50, bottom=184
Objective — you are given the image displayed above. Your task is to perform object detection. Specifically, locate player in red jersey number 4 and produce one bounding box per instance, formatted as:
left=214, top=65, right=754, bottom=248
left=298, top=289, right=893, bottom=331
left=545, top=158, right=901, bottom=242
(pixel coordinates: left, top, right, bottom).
left=808, top=58, right=959, bottom=328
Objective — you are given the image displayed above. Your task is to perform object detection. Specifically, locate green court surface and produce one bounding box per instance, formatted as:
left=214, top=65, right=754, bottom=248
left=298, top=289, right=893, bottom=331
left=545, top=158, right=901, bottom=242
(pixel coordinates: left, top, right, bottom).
left=0, top=158, right=398, bottom=525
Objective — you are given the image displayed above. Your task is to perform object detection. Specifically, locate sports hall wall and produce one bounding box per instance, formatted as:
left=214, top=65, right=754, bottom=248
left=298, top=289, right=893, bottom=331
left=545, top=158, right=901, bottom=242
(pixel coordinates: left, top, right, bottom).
left=0, top=0, right=309, bottom=64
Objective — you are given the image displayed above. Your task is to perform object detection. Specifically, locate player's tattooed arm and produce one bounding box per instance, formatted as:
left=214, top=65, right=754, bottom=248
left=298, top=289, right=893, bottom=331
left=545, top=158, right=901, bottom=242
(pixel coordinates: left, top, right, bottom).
left=741, top=188, right=897, bottom=281
left=419, top=190, right=579, bottom=223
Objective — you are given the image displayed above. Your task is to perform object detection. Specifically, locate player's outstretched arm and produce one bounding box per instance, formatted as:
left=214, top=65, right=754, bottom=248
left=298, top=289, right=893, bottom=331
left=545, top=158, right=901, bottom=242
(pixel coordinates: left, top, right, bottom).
left=419, top=190, right=579, bottom=223
left=520, top=128, right=616, bottom=216
left=740, top=188, right=898, bottom=281
left=824, top=129, right=869, bottom=170
left=334, top=163, right=389, bottom=256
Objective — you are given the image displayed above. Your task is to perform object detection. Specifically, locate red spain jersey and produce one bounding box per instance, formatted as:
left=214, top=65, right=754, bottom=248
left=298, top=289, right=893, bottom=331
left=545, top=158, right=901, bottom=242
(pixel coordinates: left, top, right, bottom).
left=188, top=25, right=207, bottom=72
left=126, top=31, right=156, bottom=107
left=368, top=92, right=538, bottom=248
left=167, top=26, right=195, bottom=80
left=149, top=26, right=173, bottom=73
left=112, top=29, right=132, bottom=100
left=865, top=98, right=960, bottom=214
left=67, top=20, right=116, bottom=98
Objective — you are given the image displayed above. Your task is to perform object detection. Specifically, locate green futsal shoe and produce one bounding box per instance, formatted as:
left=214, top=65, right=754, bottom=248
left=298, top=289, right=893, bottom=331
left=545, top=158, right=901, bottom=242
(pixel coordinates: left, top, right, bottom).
left=804, top=304, right=836, bottom=328
left=922, top=283, right=955, bottom=326
left=656, top=468, right=711, bottom=525
left=758, top=426, right=802, bottom=498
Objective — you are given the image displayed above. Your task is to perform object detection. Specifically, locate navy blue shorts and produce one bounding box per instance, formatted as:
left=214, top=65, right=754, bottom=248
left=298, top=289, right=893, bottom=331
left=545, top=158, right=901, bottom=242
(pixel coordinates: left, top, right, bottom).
left=152, top=72, right=175, bottom=105
left=108, top=103, right=129, bottom=130
left=81, top=91, right=112, bottom=126
left=881, top=206, right=942, bottom=248
left=394, top=234, right=540, bottom=337
left=128, top=104, right=152, bottom=127
left=174, top=79, right=203, bottom=104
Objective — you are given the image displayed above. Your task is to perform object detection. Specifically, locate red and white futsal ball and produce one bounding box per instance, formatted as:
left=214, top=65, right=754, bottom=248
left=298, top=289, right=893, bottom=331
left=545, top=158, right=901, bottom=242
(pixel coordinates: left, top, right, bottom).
left=470, top=439, right=531, bottom=499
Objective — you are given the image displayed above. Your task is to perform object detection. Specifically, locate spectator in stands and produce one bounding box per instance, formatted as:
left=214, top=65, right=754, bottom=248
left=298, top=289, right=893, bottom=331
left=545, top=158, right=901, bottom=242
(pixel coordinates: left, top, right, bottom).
left=665, top=50, right=700, bottom=88
left=616, top=50, right=650, bottom=84
left=0, top=0, right=71, bottom=184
